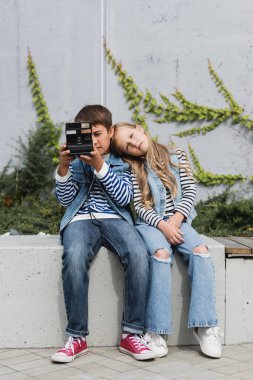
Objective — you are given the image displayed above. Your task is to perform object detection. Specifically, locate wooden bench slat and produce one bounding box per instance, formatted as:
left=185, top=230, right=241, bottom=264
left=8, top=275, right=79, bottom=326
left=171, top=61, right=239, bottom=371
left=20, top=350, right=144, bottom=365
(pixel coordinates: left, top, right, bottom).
left=227, top=253, right=253, bottom=258
left=212, top=237, right=251, bottom=255
left=228, top=236, right=253, bottom=251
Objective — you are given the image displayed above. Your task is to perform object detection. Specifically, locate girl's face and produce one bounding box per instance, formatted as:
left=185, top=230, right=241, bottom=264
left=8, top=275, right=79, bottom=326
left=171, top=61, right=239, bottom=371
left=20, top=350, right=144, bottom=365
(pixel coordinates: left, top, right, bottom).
left=115, top=125, right=149, bottom=157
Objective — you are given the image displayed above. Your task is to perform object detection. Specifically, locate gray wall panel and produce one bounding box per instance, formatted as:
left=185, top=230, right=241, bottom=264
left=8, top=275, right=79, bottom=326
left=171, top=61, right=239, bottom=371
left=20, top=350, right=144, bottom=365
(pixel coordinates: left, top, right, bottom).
left=0, top=0, right=252, bottom=200
left=0, top=0, right=101, bottom=165
left=106, top=0, right=253, bottom=200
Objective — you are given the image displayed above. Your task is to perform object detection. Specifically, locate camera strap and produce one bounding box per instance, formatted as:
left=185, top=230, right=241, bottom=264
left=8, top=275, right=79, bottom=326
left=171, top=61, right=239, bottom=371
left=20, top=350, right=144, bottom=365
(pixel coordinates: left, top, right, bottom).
left=92, top=171, right=124, bottom=217
left=80, top=161, right=130, bottom=222
left=80, top=162, right=114, bottom=218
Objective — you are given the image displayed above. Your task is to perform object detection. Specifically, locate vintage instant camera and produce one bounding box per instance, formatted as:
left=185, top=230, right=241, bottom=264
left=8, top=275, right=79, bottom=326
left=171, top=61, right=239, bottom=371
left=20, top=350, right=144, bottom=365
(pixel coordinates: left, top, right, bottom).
left=65, top=122, right=93, bottom=156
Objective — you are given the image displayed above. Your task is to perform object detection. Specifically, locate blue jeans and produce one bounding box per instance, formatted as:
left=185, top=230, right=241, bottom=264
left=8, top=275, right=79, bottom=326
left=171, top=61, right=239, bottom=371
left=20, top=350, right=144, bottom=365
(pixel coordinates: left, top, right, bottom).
left=136, top=222, right=218, bottom=334
left=62, top=219, right=149, bottom=337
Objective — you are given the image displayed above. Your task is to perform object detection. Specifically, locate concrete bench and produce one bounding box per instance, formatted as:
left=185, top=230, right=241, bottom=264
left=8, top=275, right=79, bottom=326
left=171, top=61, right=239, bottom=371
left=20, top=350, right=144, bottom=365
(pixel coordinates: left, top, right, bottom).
left=0, top=235, right=225, bottom=348
left=213, top=236, right=253, bottom=345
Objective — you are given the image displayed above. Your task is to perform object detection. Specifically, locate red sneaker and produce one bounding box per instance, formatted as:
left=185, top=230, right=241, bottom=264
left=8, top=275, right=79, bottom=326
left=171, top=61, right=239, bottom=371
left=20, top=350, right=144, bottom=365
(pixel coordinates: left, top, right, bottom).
left=51, top=336, right=88, bottom=363
left=119, top=334, right=156, bottom=360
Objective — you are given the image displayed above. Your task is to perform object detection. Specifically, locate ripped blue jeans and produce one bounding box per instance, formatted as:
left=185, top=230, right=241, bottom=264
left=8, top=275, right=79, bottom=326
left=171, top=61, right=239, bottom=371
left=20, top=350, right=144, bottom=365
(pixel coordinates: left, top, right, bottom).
left=136, top=221, right=218, bottom=334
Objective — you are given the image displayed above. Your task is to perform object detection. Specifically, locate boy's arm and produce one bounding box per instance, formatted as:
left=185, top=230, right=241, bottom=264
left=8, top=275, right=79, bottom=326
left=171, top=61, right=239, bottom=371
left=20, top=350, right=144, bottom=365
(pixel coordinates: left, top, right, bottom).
left=95, top=162, right=133, bottom=206
left=55, top=165, right=79, bottom=207
left=79, top=146, right=133, bottom=206
left=55, top=144, right=78, bottom=207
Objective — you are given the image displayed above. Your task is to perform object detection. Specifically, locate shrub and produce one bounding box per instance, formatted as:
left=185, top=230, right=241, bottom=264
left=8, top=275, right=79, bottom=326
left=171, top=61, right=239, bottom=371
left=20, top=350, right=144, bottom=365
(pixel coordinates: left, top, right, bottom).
left=0, top=50, right=63, bottom=235
left=0, top=194, right=64, bottom=235
left=192, top=190, right=253, bottom=236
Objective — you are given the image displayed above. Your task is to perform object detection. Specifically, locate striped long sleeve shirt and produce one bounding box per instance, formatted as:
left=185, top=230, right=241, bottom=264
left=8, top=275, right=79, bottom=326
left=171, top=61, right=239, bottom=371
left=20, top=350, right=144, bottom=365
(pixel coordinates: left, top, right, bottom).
left=55, top=160, right=133, bottom=219
left=133, top=149, right=196, bottom=227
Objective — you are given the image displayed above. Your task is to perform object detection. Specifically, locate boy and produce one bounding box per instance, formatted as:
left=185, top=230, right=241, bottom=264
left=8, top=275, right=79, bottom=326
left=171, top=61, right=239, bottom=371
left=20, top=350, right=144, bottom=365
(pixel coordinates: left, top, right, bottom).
left=51, top=105, right=156, bottom=363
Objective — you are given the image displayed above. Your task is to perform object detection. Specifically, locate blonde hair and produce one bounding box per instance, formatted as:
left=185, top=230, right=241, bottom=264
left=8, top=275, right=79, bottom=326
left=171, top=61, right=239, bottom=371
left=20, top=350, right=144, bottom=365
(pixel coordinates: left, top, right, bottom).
left=112, top=122, right=188, bottom=209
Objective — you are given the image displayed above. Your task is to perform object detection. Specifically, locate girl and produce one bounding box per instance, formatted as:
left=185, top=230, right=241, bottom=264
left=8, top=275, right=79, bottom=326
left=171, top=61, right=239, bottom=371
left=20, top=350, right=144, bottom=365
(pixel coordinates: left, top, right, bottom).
left=112, top=122, right=222, bottom=359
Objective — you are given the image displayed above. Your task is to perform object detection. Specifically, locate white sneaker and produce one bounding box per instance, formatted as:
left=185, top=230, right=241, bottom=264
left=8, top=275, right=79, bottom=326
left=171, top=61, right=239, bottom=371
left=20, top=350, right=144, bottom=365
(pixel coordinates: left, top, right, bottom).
left=144, top=332, right=168, bottom=358
left=193, top=327, right=223, bottom=358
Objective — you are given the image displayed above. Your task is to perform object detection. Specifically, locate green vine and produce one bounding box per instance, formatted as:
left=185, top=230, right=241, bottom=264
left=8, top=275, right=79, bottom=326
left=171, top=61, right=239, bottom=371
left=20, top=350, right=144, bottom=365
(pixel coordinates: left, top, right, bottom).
left=106, top=48, right=253, bottom=135
left=106, top=48, right=148, bottom=129
left=188, top=144, right=246, bottom=186
left=208, top=60, right=243, bottom=114
left=174, top=113, right=229, bottom=137
left=27, top=49, right=53, bottom=125
left=105, top=47, right=252, bottom=186
left=27, top=49, right=61, bottom=165
left=0, top=51, right=63, bottom=200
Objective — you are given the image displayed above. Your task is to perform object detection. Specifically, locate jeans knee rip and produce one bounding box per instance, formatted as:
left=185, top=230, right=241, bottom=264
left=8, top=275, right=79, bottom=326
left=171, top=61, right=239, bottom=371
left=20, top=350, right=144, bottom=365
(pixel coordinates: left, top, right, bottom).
left=193, top=252, right=210, bottom=258
left=153, top=256, right=171, bottom=264
left=193, top=244, right=210, bottom=258
left=153, top=249, right=171, bottom=263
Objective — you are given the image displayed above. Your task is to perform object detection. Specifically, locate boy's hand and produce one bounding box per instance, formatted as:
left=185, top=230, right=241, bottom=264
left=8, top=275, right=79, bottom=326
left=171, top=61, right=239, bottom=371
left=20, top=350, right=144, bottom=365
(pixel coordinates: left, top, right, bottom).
left=80, top=144, right=104, bottom=172
left=58, top=144, right=75, bottom=176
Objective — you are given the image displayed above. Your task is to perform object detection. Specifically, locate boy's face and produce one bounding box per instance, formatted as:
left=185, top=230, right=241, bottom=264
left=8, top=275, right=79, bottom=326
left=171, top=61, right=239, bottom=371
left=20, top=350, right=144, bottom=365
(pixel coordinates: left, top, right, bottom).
left=92, top=124, right=113, bottom=155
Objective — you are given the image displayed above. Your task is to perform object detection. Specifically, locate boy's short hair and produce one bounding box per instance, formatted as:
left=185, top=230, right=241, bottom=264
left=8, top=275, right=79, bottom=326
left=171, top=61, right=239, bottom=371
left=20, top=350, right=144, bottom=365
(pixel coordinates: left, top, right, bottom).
left=75, top=105, right=112, bottom=131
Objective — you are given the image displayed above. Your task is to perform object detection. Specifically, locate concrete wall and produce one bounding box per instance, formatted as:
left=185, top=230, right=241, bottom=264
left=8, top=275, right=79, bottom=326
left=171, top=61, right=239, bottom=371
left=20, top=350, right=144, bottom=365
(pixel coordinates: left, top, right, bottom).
left=225, top=257, right=253, bottom=344
left=0, top=235, right=225, bottom=347
left=0, top=0, right=252, bottom=200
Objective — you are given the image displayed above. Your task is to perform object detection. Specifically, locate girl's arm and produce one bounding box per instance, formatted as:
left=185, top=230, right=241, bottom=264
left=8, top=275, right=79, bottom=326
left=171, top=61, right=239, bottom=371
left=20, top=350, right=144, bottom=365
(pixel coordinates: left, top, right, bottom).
left=173, top=148, right=196, bottom=219
left=133, top=148, right=196, bottom=245
left=133, top=174, right=184, bottom=244
left=157, top=213, right=184, bottom=245
left=159, top=149, right=196, bottom=243
left=132, top=173, right=163, bottom=227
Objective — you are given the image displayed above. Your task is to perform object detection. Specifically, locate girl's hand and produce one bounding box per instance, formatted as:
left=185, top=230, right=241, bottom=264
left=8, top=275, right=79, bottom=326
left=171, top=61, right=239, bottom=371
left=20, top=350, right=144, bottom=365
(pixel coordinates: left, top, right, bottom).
left=80, top=144, right=104, bottom=172
left=58, top=144, right=75, bottom=176
left=158, top=219, right=184, bottom=245
left=167, top=212, right=184, bottom=228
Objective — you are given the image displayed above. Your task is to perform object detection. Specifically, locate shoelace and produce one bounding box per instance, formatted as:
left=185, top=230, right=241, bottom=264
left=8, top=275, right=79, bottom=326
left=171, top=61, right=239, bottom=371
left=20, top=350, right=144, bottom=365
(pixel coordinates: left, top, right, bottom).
left=129, top=334, right=150, bottom=350
left=204, top=327, right=224, bottom=343
left=146, top=333, right=164, bottom=347
left=64, top=336, right=81, bottom=354
left=152, top=333, right=166, bottom=347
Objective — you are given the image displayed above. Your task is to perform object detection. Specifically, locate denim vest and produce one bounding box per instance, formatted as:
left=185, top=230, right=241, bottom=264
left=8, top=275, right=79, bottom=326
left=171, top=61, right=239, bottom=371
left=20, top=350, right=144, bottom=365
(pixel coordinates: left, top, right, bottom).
left=135, top=151, right=197, bottom=226
left=59, top=153, right=133, bottom=233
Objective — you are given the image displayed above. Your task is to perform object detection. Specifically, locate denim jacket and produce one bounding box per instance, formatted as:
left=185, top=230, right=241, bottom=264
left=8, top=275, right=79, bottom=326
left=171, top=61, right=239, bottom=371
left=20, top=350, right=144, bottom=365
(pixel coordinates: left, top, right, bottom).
left=59, top=153, right=133, bottom=233
left=135, top=151, right=197, bottom=226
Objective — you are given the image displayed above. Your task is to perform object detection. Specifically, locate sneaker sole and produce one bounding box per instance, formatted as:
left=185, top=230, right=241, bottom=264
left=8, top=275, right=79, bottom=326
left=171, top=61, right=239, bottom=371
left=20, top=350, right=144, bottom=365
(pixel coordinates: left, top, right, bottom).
left=193, top=331, right=222, bottom=359
left=51, top=348, right=88, bottom=363
left=155, top=348, right=168, bottom=358
left=119, top=346, right=156, bottom=360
